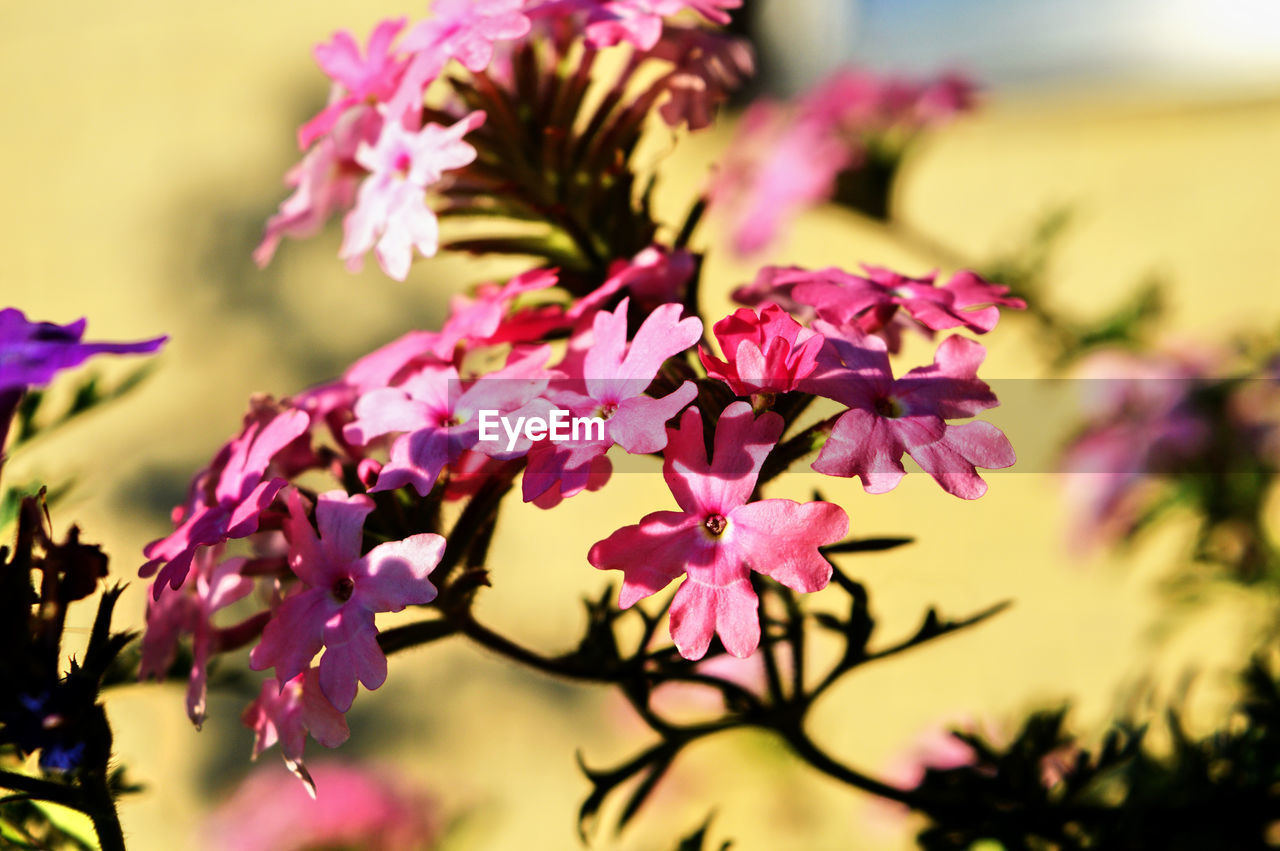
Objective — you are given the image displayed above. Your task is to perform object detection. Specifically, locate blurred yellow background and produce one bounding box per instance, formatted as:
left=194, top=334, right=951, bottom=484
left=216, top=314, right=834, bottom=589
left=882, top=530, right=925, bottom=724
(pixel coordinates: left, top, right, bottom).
left=2, top=2, right=1279, bottom=849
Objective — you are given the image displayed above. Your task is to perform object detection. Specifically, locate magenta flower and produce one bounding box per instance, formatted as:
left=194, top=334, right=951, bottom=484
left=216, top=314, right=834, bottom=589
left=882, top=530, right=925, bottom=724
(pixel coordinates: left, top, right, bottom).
left=141, top=406, right=311, bottom=597
left=801, top=326, right=1015, bottom=499
left=340, top=110, right=486, bottom=281
left=589, top=402, right=847, bottom=659
left=242, top=669, right=351, bottom=783
left=522, top=297, right=700, bottom=504
left=699, top=303, right=824, bottom=396
left=344, top=345, right=552, bottom=496
left=402, top=0, right=532, bottom=74
left=0, top=308, right=166, bottom=393
left=203, top=761, right=441, bottom=851
left=298, top=18, right=410, bottom=150
left=139, top=549, right=260, bottom=728
left=249, top=490, right=444, bottom=711
left=739, top=265, right=1025, bottom=346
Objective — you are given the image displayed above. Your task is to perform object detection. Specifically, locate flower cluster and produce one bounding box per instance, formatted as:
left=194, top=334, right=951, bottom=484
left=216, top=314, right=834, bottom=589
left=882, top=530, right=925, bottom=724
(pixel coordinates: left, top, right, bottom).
left=141, top=0, right=1018, bottom=785
left=709, top=68, right=975, bottom=254
left=255, top=0, right=753, bottom=280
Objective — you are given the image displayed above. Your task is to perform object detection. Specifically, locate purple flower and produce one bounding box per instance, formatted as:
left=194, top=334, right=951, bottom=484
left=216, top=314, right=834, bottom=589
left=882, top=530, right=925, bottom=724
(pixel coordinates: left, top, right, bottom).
left=0, top=308, right=166, bottom=395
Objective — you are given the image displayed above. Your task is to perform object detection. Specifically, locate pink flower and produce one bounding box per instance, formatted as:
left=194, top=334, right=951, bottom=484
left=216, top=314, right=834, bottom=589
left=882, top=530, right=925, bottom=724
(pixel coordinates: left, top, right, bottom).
left=582, top=0, right=741, bottom=50
left=344, top=345, right=552, bottom=496
left=437, top=267, right=562, bottom=352
left=141, top=405, right=312, bottom=597
left=740, top=265, right=1025, bottom=348
left=403, top=0, right=532, bottom=74
left=801, top=327, right=1015, bottom=499
left=914, top=71, right=977, bottom=125
left=651, top=27, right=754, bottom=131
left=522, top=297, right=700, bottom=504
left=249, top=490, right=443, bottom=711
left=699, top=303, right=824, bottom=396
left=242, top=669, right=351, bottom=785
left=340, top=110, right=486, bottom=281
left=601, top=245, right=695, bottom=309
left=203, top=761, right=441, bottom=851
left=140, top=549, right=261, bottom=728
left=298, top=19, right=410, bottom=150
left=708, top=101, right=853, bottom=256
left=588, top=402, right=847, bottom=659
left=1059, top=351, right=1213, bottom=551
left=255, top=107, right=382, bottom=268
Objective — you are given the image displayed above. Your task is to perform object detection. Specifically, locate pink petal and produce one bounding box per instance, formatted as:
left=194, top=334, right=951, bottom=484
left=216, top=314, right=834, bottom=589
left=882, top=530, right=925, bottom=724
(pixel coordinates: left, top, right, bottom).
left=353, top=533, right=444, bottom=611
left=665, top=402, right=781, bottom=514
left=588, top=511, right=706, bottom=608
left=249, top=590, right=334, bottom=685
left=668, top=577, right=761, bottom=660
left=315, top=490, right=376, bottom=564
left=812, top=407, right=907, bottom=493
left=608, top=381, right=697, bottom=454
left=907, top=420, right=1016, bottom=499
left=320, top=606, right=385, bottom=711
left=300, top=671, right=351, bottom=749
left=728, top=499, right=845, bottom=592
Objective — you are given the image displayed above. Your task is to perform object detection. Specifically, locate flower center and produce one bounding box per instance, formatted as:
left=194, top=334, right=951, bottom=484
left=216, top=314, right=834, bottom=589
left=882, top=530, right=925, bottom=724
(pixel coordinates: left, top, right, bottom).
left=874, top=396, right=904, bottom=418
left=392, top=151, right=412, bottom=178
left=703, top=513, right=728, bottom=536
left=332, top=576, right=355, bottom=603
left=597, top=402, right=618, bottom=420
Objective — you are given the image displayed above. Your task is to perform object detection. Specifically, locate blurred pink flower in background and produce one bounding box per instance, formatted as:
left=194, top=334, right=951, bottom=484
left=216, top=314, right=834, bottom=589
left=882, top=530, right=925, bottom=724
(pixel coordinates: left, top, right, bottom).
left=203, top=761, right=441, bottom=851
left=1059, top=349, right=1217, bottom=552
left=709, top=68, right=975, bottom=256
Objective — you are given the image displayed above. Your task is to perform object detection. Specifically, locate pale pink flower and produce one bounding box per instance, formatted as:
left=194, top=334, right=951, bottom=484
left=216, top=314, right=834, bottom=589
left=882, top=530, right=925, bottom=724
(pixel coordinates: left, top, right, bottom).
left=298, top=18, right=410, bottom=150
left=344, top=345, right=553, bottom=496
left=699, top=303, right=824, bottom=396
left=588, top=402, right=847, bottom=659
left=522, top=297, right=700, bottom=503
left=801, top=327, right=1015, bottom=499
left=141, top=405, right=312, bottom=597
left=340, top=110, right=486, bottom=281
left=249, top=490, right=444, bottom=711
left=403, top=0, right=532, bottom=73
left=582, top=0, right=741, bottom=50
left=203, top=761, right=441, bottom=851
left=242, top=669, right=351, bottom=786
left=255, top=107, right=382, bottom=268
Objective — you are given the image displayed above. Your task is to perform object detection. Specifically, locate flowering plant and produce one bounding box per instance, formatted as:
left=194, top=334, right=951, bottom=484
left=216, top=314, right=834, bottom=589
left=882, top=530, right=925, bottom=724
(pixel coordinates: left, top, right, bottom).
left=4, top=2, right=1279, bottom=849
